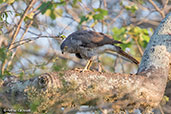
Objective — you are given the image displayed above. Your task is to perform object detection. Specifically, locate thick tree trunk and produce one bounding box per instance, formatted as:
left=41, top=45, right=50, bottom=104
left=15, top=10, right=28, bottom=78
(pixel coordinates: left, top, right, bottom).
left=0, top=13, right=171, bottom=113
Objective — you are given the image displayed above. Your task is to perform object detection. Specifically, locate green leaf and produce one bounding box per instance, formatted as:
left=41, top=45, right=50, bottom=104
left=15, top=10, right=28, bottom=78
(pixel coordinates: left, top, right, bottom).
left=142, top=34, right=150, bottom=42
left=0, top=12, right=8, bottom=21
left=50, top=10, right=56, bottom=20
left=79, top=15, right=89, bottom=24
left=6, top=0, right=15, bottom=4
left=163, top=96, right=169, bottom=102
left=93, top=14, right=104, bottom=20
left=39, top=1, right=53, bottom=14
left=94, top=8, right=108, bottom=15
left=125, top=5, right=138, bottom=13
left=3, top=70, right=11, bottom=76
left=92, top=8, right=108, bottom=20
left=73, top=0, right=82, bottom=5
left=0, top=47, right=7, bottom=63
left=112, top=27, right=126, bottom=41
left=0, top=0, right=4, bottom=4
left=19, top=71, right=24, bottom=80
left=142, top=29, right=149, bottom=35
left=54, top=8, right=63, bottom=17
left=120, top=42, right=132, bottom=50
left=53, top=1, right=66, bottom=7
left=138, top=40, right=148, bottom=48
left=133, top=27, right=141, bottom=34
left=26, top=12, right=35, bottom=19
left=135, top=0, right=144, bottom=4
left=60, top=35, right=66, bottom=39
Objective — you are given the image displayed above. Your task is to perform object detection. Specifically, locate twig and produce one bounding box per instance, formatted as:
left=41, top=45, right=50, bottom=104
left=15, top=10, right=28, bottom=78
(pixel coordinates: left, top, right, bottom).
left=163, top=0, right=168, bottom=10
left=148, top=0, right=165, bottom=18
left=135, top=10, right=155, bottom=25
left=9, top=35, right=62, bottom=50
left=61, top=21, right=74, bottom=34
left=64, top=6, right=80, bottom=22
left=79, top=1, right=92, bottom=12
left=103, top=0, right=107, bottom=8
left=99, top=0, right=103, bottom=8
left=131, top=17, right=160, bottom=27
left=5, top=23, right=41, bottom=36
left=1, top=0, right=36, bottom=75
left=126, top=0, right=148, bottom=10
left=135, top=39, right=143, bottom=56
left=7, top=20, right=34, bottom=68
left=110, top=9, right=123, bottom=24
left=101, top=20, right=104, bottom=32
left=159, top=104, right=164, bottom=114
left=8, top=1, right=43, bottom=50
left=8, top=0, right=36, bottom=50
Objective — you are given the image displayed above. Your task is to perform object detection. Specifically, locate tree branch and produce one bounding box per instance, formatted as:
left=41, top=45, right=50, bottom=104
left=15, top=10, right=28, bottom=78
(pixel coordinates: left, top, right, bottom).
left=1, top=0, right=36, bottom=75
left=148, top=0, right=165, bottom=18
left=0, top=13, right=171, bottom=113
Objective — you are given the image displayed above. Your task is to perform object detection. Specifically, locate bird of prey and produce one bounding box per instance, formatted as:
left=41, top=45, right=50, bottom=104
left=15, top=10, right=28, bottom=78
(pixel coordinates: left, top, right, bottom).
left=60, top=30, right=139, bottom=71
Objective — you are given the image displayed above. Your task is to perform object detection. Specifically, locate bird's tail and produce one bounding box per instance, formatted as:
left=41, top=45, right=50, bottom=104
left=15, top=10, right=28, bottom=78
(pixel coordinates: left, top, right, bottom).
left=113, top=40, right=123, bottom=44
left=116, top=47, right=139, bottom=65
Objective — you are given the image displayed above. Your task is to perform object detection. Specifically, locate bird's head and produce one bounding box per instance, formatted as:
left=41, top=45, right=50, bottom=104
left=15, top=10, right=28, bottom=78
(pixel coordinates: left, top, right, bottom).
left=60, top=37, right=72, bottom=54
left=60, top=36, right=76, bottom=54
left=60, top=43, right=68, bottom=54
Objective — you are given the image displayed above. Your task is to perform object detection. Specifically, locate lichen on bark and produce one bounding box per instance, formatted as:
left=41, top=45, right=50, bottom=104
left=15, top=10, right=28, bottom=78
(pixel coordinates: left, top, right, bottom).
left=0, top=13, right=171, bottom=114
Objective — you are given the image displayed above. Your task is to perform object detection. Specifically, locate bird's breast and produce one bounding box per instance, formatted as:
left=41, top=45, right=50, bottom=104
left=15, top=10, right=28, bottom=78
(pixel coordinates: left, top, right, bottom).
left=78, top=47, right=96, bottom=59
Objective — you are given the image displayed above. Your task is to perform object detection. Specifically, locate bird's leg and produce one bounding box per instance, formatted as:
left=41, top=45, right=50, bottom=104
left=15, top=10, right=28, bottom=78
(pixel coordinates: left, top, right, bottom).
left=97, top=56, right=103, bottom=72
left=87, top=60, right=93, bottom=70
left=82, top=59, right=93, bottom=72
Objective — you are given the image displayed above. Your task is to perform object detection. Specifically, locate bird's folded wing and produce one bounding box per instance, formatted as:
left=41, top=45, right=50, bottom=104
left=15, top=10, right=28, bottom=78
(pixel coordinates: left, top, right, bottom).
left=69, top=30, right=122, bottom=48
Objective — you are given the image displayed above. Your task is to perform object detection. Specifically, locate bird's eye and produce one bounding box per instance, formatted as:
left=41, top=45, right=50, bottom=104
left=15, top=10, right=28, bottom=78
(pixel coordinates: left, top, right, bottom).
left=64, top=46, right=68, bottom=50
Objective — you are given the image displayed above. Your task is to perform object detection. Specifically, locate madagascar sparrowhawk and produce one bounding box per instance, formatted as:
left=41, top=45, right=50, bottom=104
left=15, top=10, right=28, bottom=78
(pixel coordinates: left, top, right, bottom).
left=60, top=30, right=139, bottom=71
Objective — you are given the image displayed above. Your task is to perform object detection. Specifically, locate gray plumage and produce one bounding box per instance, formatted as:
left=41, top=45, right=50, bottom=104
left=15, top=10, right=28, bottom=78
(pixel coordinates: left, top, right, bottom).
left=60, top=30, right=139, bottom=70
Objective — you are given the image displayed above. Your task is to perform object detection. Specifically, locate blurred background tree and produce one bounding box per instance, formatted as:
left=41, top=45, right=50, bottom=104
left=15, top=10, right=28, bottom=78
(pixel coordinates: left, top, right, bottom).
left=0, top=0, right=170, bottom=113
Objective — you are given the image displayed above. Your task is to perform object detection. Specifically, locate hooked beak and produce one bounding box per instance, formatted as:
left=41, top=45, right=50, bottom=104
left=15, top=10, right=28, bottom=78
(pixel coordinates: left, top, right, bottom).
left=61, top=46, right=68, bottom=54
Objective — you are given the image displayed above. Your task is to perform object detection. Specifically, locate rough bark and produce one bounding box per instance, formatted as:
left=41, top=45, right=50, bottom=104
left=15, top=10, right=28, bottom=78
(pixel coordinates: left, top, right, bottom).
left=0, top=13, right=171, bottom=113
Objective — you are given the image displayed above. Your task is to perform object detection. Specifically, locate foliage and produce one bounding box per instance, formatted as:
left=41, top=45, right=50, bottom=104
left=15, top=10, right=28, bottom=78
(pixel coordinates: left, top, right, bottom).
left=0, top=47, right=7, bottom=63
left=0, top=48, right=13, bottom=77
left=79, top=8, right=108, bottom=27
left=125, top=5, right=138, bottom=14
left=0, top=0, right=15, bottom=4
left=93, top=8, right=108, bottom=20
left=38, top=1, right=65, bottom=20
left=112, top=26, right=150, bottom=50
left=0, top=0, right=168, bottom=113
left=0, top=11, right=8, bottom=22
